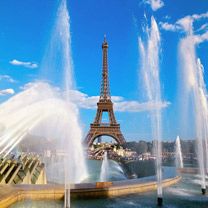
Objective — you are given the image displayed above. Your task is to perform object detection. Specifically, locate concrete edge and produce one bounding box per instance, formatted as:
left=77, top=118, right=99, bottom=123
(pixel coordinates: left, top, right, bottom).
left=0, top=176, right=181, bottom=208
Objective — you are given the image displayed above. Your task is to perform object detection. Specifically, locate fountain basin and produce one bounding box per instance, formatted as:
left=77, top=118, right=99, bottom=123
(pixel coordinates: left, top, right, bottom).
left=0, top=176, right=181, bottom=208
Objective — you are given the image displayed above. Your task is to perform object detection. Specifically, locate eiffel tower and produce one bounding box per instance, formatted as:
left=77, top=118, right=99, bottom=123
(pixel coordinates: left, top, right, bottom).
left=84, top=36, right=126, bottom=147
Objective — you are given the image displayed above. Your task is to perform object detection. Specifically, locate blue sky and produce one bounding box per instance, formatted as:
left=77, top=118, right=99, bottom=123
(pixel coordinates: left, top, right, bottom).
left=0, top=0, right=208, bottom=141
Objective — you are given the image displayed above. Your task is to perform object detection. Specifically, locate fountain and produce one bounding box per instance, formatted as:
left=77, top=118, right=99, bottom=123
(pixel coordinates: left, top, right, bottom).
left=196, top=59, right=208, bottom=176
left=139, top=16, right=163, bottom=206
left=40, top=0, right=88, bottom=206
left=0, top=83, right=88, bottom=178
left=175, top=136, right=184, bottom=169
left=0, top=0, right=88, bottom=207
left=0, top=2, right=194, bottom=207
left=178, top=30, right=208, bottom=194
left=100, top=152, right=109, bottom=182
left=99, top=152, right=126, bottom=182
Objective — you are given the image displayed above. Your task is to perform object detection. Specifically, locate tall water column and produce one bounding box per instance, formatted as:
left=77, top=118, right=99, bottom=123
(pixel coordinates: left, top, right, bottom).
left=175, top=136, right=184, bottom=169
left=100, top=151, right=109, bottom=182
left=139, top=16, right=163, bottom=206
left=179, top=32, right=208, bottom=194
left=43, top=0, right=87, bottom=206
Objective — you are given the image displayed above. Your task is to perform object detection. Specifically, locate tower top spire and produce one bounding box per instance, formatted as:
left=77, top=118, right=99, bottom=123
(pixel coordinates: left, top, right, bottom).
left=102, top=35, right=108, bottom=48
left=100, top=36, right=110, bottom=101
left=104, top=34, right=107, bottom=42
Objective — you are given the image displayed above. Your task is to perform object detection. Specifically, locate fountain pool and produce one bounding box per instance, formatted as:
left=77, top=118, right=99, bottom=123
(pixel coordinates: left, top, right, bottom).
left=9, top=167, right=208, bottom=208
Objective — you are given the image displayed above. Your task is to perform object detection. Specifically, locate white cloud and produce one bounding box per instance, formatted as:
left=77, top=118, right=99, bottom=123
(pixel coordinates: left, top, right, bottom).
left=114, top=100, right=170, bottom=112
left=192, top=12, right=208, bottom=20
left=10, top=59, right=38, bottom=69
left=160, top=12, right=208, bottom=33
left=160, top=22, right=178, bottom=32
left=68, top=90, right=99, bottom=109
left=194, top=31, right=208, bottom=44
left=145, top=0, right=164, bottom=11
left=0, top=88, right=15, bottom=96
left=68, top=90, right=170, bottom=112
left=16, top=82, right=170, bottom=112
left=160, top=12, right=208, bottom=45
left=0, top=75, right=16, bottom=83
left=196, top=23, right=208, bottom=33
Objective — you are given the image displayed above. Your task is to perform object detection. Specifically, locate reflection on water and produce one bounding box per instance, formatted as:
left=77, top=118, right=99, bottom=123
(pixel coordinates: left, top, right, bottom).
left=10, top=166, right=208, bottom=208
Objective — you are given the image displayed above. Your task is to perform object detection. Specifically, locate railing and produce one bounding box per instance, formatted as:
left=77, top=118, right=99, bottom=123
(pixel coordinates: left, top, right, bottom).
left=91, top=123, right=119, bottom=126
left=100, top=123, right=110, bottom=127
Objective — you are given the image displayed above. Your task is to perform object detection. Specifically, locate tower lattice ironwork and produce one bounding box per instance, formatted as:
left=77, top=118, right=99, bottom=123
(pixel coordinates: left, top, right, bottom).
left=84, top=37, right=126, bottom=147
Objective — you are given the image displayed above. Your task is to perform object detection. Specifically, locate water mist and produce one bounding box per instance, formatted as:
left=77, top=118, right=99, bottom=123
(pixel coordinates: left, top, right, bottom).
left=0, top=0, right=88, bottom=207
left=40, top=0, right=88, bottom=206
left=0, top=82, right=87, bottom=182
left=179, top=32, right=208, bottom=194
left=139, top=16, right=163, bottom=205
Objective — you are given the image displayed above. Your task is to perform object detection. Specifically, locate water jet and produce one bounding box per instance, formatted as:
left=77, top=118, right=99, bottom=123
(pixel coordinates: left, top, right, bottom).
left=139, top=15, right=163, bottom=205
left=175, top=136, right=183, bottom=169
